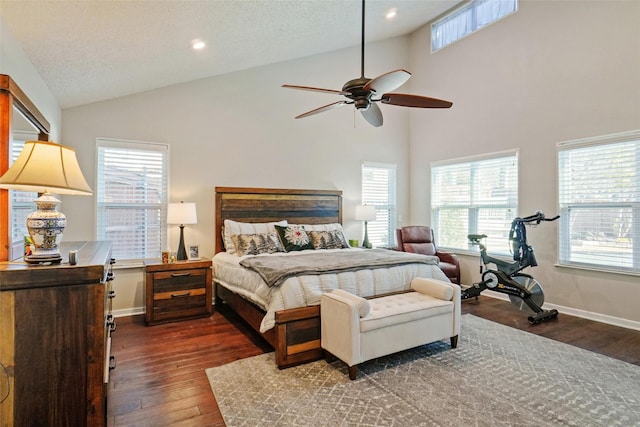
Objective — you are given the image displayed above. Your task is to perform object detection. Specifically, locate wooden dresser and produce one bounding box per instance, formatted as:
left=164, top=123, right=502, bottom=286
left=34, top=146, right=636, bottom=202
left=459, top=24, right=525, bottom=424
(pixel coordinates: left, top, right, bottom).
left=0, top=241, right=115, bottom=427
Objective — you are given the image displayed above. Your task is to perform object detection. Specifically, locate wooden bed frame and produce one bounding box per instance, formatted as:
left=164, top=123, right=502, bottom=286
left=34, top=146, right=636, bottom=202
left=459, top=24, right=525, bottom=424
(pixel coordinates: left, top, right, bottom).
left=214, top=186, right=342, bottom=368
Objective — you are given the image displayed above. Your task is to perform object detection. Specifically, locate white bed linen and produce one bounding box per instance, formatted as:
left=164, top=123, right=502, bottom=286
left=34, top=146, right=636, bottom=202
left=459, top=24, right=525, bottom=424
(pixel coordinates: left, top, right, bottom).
left=212, top=248, right=450, bottom=332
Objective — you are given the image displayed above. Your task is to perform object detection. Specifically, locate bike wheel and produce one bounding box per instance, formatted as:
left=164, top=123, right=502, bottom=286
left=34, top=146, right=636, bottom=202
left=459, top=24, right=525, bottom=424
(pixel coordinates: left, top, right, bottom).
left=509, top=273, right=544, bottom=311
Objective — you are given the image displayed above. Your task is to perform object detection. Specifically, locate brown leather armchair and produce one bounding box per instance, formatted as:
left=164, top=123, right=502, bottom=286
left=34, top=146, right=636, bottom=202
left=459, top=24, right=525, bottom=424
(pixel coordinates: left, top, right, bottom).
left=396, top=226, right=461, bottom=284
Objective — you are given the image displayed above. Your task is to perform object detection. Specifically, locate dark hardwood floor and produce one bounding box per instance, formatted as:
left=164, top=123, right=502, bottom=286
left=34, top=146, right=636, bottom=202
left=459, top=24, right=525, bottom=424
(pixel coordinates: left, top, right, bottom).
left=108, top=297, right=640, bottom=426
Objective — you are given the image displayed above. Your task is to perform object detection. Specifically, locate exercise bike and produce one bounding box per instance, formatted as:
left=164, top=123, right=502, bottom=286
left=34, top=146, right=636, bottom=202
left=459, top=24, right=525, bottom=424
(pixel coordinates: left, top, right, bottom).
left=461, top=211, right=560, bottom=324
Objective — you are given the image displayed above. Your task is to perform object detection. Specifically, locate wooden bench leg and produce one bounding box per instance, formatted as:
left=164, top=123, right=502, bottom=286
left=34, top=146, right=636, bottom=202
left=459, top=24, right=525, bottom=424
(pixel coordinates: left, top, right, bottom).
left=348, top=365, right=358, bottom=380
left=451, top=335, right=459, bottom=348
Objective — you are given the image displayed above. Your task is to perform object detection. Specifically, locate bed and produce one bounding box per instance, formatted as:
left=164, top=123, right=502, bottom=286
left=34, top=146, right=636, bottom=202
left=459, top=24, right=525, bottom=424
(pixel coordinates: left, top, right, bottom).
left=213, top=186, right=450, bottom=368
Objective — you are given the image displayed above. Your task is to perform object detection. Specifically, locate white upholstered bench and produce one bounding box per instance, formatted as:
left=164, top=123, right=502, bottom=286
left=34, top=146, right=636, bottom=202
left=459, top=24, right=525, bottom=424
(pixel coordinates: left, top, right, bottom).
left=320, top=277, right=461, bottom=379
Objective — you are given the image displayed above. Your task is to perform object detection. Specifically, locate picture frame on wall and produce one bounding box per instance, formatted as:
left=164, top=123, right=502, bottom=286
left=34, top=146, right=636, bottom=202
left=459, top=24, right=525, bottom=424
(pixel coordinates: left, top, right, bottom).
left=189, top=245, right=200, bottom=260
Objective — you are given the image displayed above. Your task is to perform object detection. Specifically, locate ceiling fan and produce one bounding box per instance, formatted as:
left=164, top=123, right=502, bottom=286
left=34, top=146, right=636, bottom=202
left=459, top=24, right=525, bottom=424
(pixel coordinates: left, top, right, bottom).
left=282, top=0, right=453, bottom=127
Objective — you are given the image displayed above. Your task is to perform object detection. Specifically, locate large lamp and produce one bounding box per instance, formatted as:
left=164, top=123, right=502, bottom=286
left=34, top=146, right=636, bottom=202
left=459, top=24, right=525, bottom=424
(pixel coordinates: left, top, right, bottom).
left=0, top=141, right=93, bottom=263
left=167, top=201, right=197, bottom=261
left=355, top=204, right=377, bottom=249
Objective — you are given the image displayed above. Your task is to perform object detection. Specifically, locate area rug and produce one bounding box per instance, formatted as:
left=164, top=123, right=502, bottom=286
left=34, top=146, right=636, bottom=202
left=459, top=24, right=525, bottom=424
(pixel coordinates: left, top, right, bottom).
left=206, top=314, right=640, bottom=426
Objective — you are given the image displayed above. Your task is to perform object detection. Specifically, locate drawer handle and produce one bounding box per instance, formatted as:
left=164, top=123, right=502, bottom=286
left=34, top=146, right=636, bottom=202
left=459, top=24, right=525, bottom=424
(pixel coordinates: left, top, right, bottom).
left=171, top=292, right=191, bottom=298
left=171, top=272, right=191, bottom=277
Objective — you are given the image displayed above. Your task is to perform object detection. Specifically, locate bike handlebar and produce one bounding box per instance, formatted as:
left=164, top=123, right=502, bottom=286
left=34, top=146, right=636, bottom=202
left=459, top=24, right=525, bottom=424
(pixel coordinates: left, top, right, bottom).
left=515, top=211, right=560, bottom=225
left=467, top=212, right=559, bottom=243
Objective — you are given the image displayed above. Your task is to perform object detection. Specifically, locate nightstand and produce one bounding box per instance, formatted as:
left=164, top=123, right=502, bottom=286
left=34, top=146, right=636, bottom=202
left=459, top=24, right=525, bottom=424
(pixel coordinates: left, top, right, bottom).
left=144, top=258, right=213, bottom=325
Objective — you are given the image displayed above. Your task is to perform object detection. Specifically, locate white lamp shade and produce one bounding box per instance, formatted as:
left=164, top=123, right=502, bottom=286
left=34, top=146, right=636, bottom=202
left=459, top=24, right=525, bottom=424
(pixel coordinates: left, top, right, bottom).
left=355, top=204, right=377, bottom=221
left=167, top=202, right=197, bottom=225
left=0, top=140, right=93, bottom=195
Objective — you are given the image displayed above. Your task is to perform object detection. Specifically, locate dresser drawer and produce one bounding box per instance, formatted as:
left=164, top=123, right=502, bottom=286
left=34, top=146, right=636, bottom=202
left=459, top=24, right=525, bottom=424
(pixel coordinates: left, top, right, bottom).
left=144, top=260, right=212, bottom=325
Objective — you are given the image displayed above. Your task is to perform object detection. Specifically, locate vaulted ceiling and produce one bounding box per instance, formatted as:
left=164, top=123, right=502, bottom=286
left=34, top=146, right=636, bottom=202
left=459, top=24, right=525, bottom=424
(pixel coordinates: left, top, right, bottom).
left=1, top=0, right=459, bottom=109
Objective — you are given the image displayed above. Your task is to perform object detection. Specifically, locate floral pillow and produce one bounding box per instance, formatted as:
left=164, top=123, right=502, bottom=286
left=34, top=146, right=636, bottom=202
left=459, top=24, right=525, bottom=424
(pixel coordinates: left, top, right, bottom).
left=275, top=224, right=314, bottom=252
left=308, top=230, right=350, bottom=250
left=231, top=232, right=285, bottom=256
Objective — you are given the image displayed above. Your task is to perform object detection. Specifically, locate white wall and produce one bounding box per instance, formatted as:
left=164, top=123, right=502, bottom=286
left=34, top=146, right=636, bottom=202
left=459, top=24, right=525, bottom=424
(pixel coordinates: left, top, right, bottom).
left=408, top=1, right=640, bottom=327
left=62, top=37, right=412, bottom=314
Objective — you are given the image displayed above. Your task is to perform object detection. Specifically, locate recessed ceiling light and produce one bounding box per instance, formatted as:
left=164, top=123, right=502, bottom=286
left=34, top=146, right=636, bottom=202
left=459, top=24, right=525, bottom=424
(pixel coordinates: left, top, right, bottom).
left=385, top=8, right=397, bottom=20
left=192, top=40, right=206, bottom=50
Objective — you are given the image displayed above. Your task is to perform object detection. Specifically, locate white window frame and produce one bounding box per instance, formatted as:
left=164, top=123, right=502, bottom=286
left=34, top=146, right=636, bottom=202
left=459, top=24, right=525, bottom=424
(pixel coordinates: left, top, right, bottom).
left=431, top=0, right=518, bottom=52
left=361, top=162, right=397, bottom=248
left=431, top=150, right=519, bottom=255
left=557, top=130, right=640, bottom=275
left=96, top=138, right=169, bottom=264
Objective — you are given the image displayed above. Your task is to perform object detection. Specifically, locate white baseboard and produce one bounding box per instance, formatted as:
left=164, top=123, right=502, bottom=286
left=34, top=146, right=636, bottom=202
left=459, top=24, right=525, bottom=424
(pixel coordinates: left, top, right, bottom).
left=113, top=307, right=145, bottom=318
left=116, top=295, right=640, bottom=332
left=482, top=290, right=640, bottom=332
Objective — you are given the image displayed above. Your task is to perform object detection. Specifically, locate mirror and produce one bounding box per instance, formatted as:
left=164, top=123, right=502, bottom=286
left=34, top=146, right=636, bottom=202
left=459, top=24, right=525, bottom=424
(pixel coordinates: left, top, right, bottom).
left=0, top=74, right=50, bottom=261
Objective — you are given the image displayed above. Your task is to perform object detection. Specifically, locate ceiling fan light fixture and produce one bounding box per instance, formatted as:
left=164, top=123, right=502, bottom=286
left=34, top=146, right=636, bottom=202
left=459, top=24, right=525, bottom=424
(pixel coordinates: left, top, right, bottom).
left=282, top=0, right=452, bottom=127
left=354, top=98, right=370, bottom=110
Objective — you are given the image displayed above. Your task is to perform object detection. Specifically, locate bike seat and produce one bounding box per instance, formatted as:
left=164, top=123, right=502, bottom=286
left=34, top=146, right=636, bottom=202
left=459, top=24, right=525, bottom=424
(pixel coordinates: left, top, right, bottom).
left=467, top=234, right=487, bottom=242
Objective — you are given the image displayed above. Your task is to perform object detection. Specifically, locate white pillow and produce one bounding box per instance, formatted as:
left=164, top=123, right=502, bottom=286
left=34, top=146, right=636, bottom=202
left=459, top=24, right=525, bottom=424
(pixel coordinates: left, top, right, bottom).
left=296, top=223, right=349, bottom=244
left=410, top=277, right=454, bottom=301
left=223, top=219, right=287, bottom=255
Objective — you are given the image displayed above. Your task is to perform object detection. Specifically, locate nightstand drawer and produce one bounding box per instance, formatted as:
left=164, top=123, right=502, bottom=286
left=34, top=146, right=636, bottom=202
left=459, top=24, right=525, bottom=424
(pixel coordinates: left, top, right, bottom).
left=153, top=268, right=208, bottom=292
left=144, top=259, right=212, bottom=325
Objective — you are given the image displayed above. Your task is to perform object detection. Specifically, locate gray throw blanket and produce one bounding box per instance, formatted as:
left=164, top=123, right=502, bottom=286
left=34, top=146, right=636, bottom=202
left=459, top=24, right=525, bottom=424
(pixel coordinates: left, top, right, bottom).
left=239, top=248, right=439, bottom=288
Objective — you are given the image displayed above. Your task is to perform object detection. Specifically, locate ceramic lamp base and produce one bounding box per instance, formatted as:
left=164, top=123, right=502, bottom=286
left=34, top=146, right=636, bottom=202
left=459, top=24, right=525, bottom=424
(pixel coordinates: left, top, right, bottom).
left=26, top=192, right=66, bottom=260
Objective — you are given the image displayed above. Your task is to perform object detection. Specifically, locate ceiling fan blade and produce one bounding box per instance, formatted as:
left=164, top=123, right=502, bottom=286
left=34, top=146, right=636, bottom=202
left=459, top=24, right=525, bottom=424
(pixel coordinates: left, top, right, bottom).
left=360, top=103, right=383, bottom=127
left=381, top=93, right=453, bottom=109
left=294, top=101, right=349, bottom=119
left=282, top=84, right=349, bottom=96
left=364, top=69, right=411, bottom=94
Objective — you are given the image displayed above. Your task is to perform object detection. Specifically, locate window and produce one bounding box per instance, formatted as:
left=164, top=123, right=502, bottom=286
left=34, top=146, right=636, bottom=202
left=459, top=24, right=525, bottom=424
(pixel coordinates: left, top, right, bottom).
left=361, top=162, right=396, bottom=247
left=558, top=130, right=639, bottom=274
left=431, top=0, right=518, bottom=52
left=431, top=151, right=518, bottom=254
left=8, top=132, right=38, bottom=260
left=96, top=139, right=169, bottom=263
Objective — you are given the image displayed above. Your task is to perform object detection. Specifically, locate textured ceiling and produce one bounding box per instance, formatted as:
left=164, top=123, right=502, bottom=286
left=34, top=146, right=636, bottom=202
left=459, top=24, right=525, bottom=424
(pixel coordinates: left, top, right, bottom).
left=1, top=0, right=458, bottom=109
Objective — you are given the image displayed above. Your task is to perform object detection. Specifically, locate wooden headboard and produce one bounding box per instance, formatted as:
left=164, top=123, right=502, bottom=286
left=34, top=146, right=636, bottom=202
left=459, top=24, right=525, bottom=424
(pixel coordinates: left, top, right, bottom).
left=214, top=187, right=343, bottom=253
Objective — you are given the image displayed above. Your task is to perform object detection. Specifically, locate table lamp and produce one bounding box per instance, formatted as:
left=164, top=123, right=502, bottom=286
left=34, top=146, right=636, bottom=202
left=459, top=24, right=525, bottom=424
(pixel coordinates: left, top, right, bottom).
left=355, top=204, right=377, bottom=249
left=167, top=201, right=197, bottom=260
left=0, top=141, right=93, bottom=263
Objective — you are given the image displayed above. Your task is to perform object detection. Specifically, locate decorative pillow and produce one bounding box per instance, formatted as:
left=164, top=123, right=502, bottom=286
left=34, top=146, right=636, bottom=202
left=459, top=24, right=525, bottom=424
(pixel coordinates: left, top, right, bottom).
left=296, top=223, right=350, bottom=245
left=231, top=232, right=285, bottom=257
left=411, top=277, right=454, bottom=301
left=308, top=230, right=349, bottom=250
left=275, top=224, right=314, bottom=252
left=223, top=219, right=287, bottom=255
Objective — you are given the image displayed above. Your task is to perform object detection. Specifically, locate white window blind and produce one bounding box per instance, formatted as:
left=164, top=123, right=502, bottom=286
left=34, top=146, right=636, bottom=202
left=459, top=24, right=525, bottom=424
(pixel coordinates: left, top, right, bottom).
left=96, top=139, right=169, bottom=262
left=8, top=132, right=38, bottom=260
left=431, top=0, right=518, bottom=52
left=362, top=162, right=397, bottom=247
left=432, top=151, right=518, bottom=253
left=558, top=130, right=639, bottom=274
